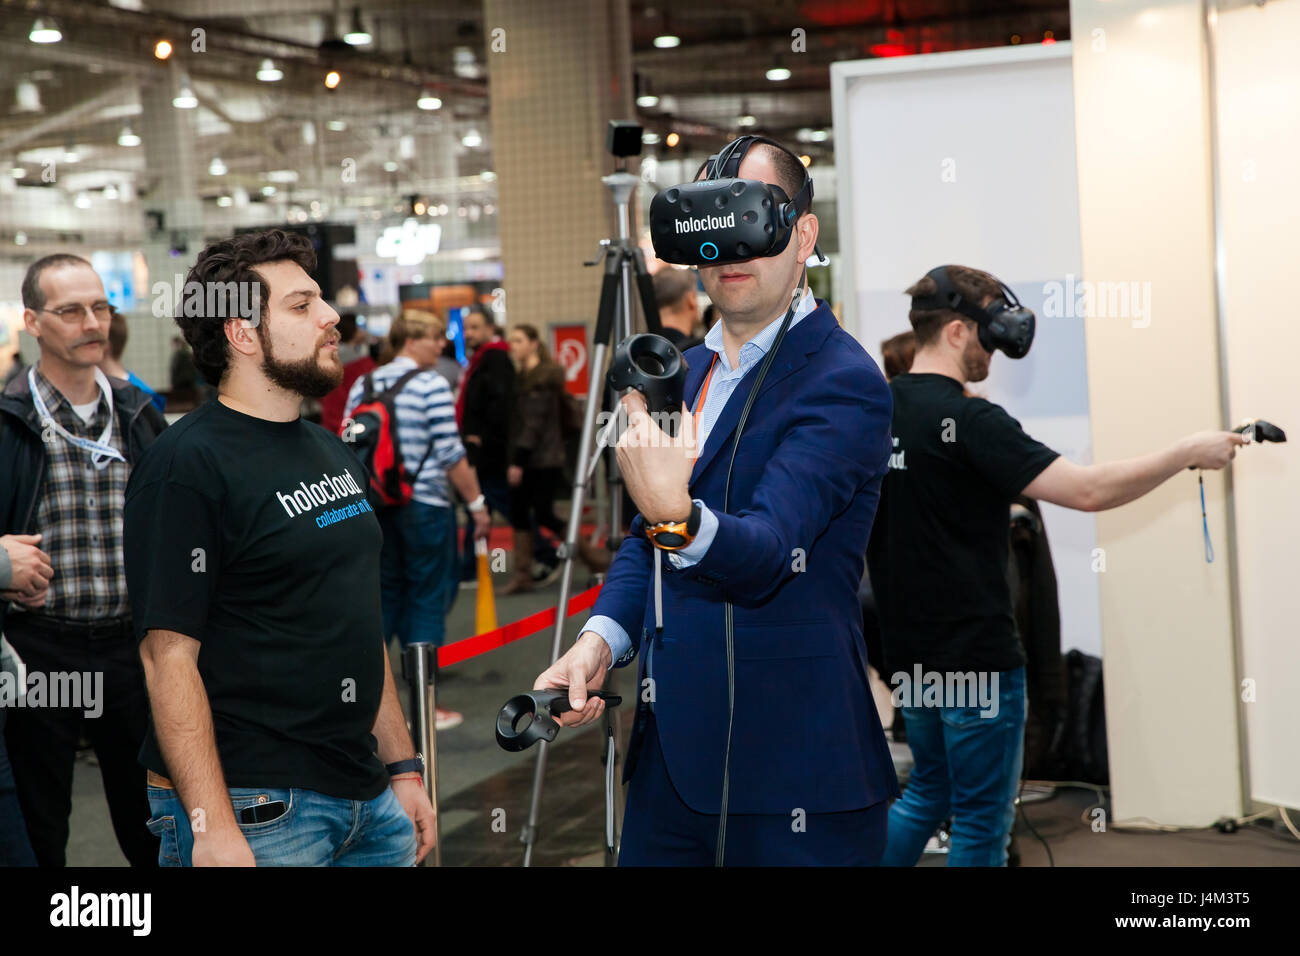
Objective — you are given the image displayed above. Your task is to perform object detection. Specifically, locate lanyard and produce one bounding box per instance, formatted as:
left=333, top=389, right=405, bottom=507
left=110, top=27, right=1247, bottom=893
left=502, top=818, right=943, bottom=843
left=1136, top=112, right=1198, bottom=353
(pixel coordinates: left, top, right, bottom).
left=28, top=366, right=127, bottom=471
left=692, top=353, right=720, bottom=437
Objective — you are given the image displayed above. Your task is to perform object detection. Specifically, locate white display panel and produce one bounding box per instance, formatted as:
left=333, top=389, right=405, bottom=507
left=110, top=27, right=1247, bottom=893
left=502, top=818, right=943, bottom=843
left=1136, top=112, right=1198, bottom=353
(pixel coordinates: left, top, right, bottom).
left=1211, top=0, right=1300, bottom=811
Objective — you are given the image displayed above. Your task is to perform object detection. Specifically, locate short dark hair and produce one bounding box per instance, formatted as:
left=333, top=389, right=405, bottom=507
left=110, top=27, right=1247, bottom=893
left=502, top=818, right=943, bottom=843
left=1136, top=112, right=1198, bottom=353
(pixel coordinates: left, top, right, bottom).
left=652, top=267, right=696, bottom=311
left=905, top=265, right=1003, bottom=347
left=880, top=330, right=916, bottom=380
left=107, top=306, right=128, bottom=360
left=21, top=254, right=92, bottom=311
left=175, top=229, right=316, bottom=386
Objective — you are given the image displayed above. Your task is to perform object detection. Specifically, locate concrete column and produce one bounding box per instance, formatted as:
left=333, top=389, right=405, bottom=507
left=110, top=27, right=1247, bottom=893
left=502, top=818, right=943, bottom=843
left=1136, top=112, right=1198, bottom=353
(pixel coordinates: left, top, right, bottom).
left=483, top=0, right=634, bottom=333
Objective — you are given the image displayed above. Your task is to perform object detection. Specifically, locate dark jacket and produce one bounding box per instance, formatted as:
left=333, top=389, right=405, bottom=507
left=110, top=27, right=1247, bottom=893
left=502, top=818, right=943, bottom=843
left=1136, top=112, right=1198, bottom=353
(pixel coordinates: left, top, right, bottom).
left=459, top=347, right=514, bottom=475
left=0, top=369, right=166, bottom=633
left=507, top=360, right=566, bottom=471
left=593, top=301, right=900, bottom=814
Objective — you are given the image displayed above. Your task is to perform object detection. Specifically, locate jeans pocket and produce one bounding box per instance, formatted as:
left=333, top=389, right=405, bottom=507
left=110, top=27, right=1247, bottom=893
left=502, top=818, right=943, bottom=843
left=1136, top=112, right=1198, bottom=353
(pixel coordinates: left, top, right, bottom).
left=145, top=812, right=182, bottom=866
left=229, top=787, right=296, bottom=835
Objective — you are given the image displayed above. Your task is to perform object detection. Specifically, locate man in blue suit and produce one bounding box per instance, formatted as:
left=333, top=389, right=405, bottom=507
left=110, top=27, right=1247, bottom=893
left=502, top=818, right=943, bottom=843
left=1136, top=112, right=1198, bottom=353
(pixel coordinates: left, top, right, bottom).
left=534, top=141, right=898, bottom=865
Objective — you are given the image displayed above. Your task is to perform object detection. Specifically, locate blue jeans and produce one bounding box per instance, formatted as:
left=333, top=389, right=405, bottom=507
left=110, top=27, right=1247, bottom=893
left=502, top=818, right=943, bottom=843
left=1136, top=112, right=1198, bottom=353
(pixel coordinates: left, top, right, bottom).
left=882, top=666, right=1027, bottom=867
left=379, top=501, right=457, bottom=648
left=145, top=785, right=417, bottom=866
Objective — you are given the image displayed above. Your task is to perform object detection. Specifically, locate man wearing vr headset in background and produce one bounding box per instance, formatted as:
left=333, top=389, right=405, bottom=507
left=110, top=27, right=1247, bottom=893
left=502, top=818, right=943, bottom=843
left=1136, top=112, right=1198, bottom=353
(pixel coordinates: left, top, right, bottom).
left=534, top=136, right=900, bottom=865
left=868, top=264, right=1246, bottom=867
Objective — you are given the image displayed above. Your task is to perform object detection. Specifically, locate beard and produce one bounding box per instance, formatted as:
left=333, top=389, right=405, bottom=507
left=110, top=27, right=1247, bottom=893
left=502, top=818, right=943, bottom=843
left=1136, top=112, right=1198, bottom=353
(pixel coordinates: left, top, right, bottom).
left=259, top=324, right=342, bottom=399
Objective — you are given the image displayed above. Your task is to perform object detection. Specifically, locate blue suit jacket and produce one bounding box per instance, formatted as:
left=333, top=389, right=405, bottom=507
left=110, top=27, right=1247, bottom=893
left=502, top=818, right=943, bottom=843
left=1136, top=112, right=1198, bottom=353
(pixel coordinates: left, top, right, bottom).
left=592, top=300, right=901, bottom=814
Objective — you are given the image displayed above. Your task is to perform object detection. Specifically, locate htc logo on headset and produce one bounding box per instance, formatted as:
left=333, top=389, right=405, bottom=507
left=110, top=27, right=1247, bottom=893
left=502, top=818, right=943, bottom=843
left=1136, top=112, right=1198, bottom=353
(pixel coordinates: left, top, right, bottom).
left=674, top=211, right=736, bottom=235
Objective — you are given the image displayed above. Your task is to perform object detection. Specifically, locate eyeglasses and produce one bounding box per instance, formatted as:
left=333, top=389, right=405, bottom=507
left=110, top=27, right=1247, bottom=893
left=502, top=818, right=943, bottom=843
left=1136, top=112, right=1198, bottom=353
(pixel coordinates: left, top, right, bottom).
left=38, top=302, right=112, bottom=321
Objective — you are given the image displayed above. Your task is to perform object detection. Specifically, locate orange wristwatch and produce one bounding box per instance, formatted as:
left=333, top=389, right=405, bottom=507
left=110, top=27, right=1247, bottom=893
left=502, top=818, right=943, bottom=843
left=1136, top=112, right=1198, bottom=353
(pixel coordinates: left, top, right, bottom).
left=644, top=501, right=702, bottom=551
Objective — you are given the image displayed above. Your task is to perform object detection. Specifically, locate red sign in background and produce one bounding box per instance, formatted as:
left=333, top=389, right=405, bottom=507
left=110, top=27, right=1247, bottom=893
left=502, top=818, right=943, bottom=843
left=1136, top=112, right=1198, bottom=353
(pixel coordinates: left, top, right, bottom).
left=551, top=323, right=589, bottom=396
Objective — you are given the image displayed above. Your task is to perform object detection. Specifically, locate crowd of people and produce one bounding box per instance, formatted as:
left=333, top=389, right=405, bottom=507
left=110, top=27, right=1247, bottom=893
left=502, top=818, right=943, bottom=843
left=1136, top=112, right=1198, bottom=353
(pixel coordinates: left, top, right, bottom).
left=0, top=232, right=716, bottom=866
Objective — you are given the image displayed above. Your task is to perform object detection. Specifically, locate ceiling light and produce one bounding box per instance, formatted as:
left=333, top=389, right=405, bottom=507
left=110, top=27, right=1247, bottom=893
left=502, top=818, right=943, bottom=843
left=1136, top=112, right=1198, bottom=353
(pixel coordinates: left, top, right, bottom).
left=799, top=155, right=811, bottom=167
left=154, top=39, right=173, bottom=60
left=479, top=170, right=496, bottom=182
left=173, top=82, right=198, bottom=109
left=642, top=131, right=660, bottom=145
left=216, top=195, right=233, bottom=207
left=324, top=71, right=341, bottom=90
left=257, top=59, right=283, bottom=82
left=74, top=192, right=91, bottom=209
left=665, top=132, right=680, bottom=147
left=413, top=201, right=427, bottom=215
left=383, top=160, right=399, bottom=172
left=343, top=8, right=371, bottom=45
left=462, top=129, right=482, bottom=148
left=103, top=183, right=119, bottom=200
left=261, top=185, right=277, bottom=196
left=63, top=146, right=80, bottom=163
left=14, top=232, right=27, bottom=246
left=637, top=94, right=659, bottom=108
left=266, top=169, right=299, bottom=183
left=808, top=128, right=829, bottom=143
left=29, top=19, right=61, bottom=44
left=209, top=157, right=227, bottom=176
left=738, top=114, right=757, bottom=127
left=653, top=35, right=680, bottom=49
left=118, top=126, right=141, bottom=147
left=766, top=67, right=791, bottom=81
left=327, top=119, right=346, bottom=131
left=10, top=167, right=25, bottom=179
left=417, top=93, right=442, bottom=111
left=14, top=80, right=42, bottom=113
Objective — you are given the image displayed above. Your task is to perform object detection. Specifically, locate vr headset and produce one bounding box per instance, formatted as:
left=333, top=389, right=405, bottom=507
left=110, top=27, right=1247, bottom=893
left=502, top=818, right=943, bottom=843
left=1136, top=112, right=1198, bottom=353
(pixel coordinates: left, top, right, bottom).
left=649, top=135, right=819, bottom=267
left=911, top=265, right=1036, bottom=359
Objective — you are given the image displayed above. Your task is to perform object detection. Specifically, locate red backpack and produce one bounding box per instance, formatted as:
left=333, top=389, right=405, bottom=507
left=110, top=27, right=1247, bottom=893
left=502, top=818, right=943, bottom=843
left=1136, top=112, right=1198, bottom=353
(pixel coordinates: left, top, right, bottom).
left=341, top=369, right=432, bottom=508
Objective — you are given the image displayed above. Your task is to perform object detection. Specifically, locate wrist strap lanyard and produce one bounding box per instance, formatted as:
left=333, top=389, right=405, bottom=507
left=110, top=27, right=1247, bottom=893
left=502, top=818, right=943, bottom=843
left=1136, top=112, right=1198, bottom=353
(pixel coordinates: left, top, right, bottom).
left=28, top=366, right=127, bottom=470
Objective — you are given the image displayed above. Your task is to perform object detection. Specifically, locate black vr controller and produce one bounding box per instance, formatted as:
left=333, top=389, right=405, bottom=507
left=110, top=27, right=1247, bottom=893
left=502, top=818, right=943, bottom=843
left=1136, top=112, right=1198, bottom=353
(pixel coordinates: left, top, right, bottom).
left=911, top=264, right=1037, bottom=359
left=649, top=134, right=819, bottom=267
left=607, top=333, right=689, bottom=436
left=1234, top=419, right=1286, bottom=444
left=495, top=688, right=623, bottom=752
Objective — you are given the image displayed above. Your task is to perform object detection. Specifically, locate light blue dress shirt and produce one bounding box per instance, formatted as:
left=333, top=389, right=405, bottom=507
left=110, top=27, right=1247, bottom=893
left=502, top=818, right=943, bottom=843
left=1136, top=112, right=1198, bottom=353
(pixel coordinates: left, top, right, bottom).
left=584, top=290, right=818, bottom=669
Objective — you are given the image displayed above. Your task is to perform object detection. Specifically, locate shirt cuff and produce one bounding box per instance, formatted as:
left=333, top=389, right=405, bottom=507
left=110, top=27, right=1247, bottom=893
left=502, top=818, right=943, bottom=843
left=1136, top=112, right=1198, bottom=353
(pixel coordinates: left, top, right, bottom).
left=666, top=500, right=717, bottom=569
left=582, top=615, right=634, bottom=670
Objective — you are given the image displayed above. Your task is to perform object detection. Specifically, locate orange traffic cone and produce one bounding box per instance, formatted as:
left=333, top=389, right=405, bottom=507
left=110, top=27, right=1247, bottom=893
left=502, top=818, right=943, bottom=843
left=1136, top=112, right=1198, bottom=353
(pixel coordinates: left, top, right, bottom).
left=475, top=538, right=498, bottom=634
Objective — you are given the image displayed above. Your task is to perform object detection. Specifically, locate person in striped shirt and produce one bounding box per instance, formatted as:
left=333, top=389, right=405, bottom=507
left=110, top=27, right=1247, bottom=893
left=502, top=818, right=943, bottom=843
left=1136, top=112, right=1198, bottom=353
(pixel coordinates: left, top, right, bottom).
left=344, top=311, right=490, bottom=731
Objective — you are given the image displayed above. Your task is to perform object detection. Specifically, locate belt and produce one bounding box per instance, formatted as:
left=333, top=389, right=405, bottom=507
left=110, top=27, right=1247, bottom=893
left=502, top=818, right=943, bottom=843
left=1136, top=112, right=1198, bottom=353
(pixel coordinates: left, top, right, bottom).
left=8, top=614, right=134, bottom=641
left=147, top=770, right=174, bottom=789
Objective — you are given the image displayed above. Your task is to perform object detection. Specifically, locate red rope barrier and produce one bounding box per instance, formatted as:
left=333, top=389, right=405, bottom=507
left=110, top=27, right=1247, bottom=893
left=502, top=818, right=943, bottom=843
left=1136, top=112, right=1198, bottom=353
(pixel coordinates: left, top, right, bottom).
left=436, top=584, right=603, bottom=668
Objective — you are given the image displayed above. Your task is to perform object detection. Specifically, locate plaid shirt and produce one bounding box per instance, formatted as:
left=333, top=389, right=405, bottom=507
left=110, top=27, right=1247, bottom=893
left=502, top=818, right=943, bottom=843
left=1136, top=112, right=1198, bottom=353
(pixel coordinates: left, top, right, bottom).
left=28, top=369, right=131, bottom=620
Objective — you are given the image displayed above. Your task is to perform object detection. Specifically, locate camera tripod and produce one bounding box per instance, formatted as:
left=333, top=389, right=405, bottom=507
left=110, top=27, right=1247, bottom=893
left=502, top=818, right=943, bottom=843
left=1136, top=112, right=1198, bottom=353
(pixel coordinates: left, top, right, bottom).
left=518, top=164, right=662, bottom=867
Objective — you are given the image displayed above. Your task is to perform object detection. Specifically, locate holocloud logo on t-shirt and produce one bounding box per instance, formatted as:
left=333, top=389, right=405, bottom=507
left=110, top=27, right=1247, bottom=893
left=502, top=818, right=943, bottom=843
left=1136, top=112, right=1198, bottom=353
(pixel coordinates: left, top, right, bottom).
left=888, top=436, right=906, bottom=470
left=276, top=469, right=374, bottom=528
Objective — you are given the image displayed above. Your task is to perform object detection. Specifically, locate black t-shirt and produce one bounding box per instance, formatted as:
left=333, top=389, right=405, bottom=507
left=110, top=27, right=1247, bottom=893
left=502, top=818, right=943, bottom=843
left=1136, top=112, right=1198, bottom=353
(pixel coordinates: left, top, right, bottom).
left=124, top=398, right=387, bottom=800
left=866, top=373, right=1060, bottom=675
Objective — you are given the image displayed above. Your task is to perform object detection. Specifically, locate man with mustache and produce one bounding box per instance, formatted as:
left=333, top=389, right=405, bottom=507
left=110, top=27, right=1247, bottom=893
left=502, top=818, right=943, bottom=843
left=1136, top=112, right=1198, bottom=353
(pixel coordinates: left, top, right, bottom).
left=123, top=230, right=435, bottom=866
left=0, top=254, right=166, bottom=866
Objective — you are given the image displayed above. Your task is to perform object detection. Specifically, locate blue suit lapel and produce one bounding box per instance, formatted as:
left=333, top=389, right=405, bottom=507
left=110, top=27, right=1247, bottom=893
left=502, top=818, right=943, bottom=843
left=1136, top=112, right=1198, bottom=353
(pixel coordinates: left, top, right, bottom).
left=687, top=303, right=836, bottom=485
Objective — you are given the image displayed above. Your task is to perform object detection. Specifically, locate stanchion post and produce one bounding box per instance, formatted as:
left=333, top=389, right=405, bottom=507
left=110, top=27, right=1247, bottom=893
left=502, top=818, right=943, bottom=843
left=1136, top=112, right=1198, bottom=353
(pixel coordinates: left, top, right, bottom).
left=403, top=642, right=442, bottom=867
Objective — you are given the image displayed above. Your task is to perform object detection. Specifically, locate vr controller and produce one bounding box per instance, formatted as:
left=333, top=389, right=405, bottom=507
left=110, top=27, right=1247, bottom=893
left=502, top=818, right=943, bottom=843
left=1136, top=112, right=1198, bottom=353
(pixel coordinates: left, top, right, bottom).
left=607, top=333, right=689, bottom=436
left=495, top=688, right=622, bottom=752
left=1234, top=418, right=1286, bottom=444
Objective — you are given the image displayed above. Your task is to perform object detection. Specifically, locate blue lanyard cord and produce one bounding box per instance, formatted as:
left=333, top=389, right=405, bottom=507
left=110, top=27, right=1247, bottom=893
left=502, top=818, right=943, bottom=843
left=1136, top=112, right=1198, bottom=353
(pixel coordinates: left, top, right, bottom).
left=1199, top=472, right=1214, bottom=563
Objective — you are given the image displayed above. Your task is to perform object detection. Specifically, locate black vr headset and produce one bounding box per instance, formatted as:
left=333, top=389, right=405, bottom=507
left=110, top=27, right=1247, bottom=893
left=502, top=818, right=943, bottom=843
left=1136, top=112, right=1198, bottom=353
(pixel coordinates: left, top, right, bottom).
left=911, top=265, right=1037, bottom=359
left=649, top=135, right=819, bottom=267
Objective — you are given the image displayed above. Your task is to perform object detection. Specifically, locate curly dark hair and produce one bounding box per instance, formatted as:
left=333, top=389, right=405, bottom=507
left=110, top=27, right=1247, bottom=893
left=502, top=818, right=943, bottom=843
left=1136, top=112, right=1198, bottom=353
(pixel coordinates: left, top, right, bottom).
left=174, top=229, right=317, bottom=386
